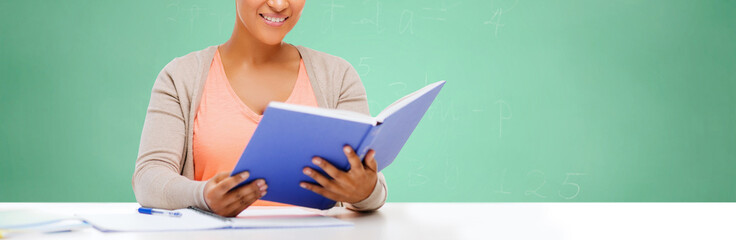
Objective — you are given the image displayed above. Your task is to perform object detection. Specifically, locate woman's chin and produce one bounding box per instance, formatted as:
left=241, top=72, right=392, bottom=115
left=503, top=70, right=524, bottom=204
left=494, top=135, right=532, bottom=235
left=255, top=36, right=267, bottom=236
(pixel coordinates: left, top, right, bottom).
left=262, top=39, right=285, bottom=46
left=255, top=33, right=288, bottom=46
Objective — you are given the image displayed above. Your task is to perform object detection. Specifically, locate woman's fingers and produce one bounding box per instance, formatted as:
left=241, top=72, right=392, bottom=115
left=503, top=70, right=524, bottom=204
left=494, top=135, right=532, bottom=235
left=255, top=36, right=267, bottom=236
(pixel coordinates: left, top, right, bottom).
left=210, top=171, right=231, bottom=184
left=303, top=167, right=334, bottom=189
left=204, top=171, right=235, bottom=212
left=228, top=198, right=254, bottom=217
left=306, top=148, right=380, bottom=203
left=215, top=171, right=250, bottom=194
left=228, top=188, right=263, bottom=215
left=223, top=179, right=265, bottom=205
left=364, top=150, right=378, bottom=172
left=312, top=157, right=343, bottom=180
left=343, top=145, right=364, bottom=172
left=220, top=180, right=267, bottom=216
left=226, top=179, right=266, bottom=200
left=222, top=192, right=257, bottom=217
left=300, top=182, right=340, bottom=201
left=204, top=172, right=269, bottom=217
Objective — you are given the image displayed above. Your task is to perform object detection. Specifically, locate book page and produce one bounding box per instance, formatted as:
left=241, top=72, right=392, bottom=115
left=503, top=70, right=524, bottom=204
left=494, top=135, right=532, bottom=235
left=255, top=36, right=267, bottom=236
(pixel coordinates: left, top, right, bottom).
left=268, top=102, right=378, bottom=125
left=375, top=81, right=445, bottom=122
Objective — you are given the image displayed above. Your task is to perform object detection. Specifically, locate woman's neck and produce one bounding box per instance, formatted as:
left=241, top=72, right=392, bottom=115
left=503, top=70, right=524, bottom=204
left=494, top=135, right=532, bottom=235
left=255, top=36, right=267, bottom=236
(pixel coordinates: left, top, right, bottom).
left=219, top=19, right=290, bottom=66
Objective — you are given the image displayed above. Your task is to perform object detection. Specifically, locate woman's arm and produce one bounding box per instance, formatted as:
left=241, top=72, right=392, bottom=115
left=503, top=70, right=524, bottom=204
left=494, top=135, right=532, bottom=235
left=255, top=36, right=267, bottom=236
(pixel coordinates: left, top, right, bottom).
left=131, top=64, right=209, bottom=210
left=334, top=65, right=388, bottom=212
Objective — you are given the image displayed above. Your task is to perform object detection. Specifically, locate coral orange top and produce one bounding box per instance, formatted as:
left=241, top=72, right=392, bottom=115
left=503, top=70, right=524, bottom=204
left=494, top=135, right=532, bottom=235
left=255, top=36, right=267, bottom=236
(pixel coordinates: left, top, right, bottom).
left=192, top=49, right=319, bottom=206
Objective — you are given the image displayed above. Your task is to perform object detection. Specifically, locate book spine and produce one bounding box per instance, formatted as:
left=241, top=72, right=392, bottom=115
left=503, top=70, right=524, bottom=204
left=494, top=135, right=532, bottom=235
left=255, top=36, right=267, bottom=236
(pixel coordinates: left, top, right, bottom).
left=356, top=124, right=383, bottom=159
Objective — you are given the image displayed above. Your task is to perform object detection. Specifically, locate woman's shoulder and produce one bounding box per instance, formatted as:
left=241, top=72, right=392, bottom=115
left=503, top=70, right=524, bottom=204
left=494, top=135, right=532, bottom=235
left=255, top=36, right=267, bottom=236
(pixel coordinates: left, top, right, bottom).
left=150, top=46, right=217, bottom=106
left=153, top=46, right=217, bottom=97
left=294, top=45, right=354, bottom=72
left=160, top=46, right=218, bottom=77
left=294, top=45, right=368, bottom=112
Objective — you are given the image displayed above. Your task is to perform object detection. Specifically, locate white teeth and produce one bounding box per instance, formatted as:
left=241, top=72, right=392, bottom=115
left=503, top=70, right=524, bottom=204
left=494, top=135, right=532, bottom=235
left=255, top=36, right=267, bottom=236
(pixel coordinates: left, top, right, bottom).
left=263, top=15, right=286, bottom=23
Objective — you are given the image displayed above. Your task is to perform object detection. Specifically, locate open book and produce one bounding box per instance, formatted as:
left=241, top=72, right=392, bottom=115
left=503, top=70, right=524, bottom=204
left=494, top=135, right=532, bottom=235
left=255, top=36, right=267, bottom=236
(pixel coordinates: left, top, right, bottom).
left=231, top=81, right=446, bottom=209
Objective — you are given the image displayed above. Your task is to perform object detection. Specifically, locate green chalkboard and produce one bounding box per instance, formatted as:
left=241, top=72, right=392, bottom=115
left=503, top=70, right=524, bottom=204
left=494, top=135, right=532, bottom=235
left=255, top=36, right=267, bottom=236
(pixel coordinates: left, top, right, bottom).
left=1, top=0, right=735, bottom=202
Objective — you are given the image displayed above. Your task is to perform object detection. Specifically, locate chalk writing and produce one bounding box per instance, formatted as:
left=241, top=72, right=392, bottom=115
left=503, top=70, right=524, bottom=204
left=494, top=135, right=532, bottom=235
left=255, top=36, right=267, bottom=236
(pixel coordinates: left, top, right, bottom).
left=492, top=169, right=587, bottom=200
left=559, top=173, right=587, bottom=199
left=420, top=0, right=461, bottom=21
left=524, top=170, right=547, bottom=198
left=399, top=10, right=414, bottom=34
left=321, top=0, right=345, bottom=33
left=495, top=168, right=512, bottom=194
left=483, top=0, right=519, bottom=37
left=357, top=57, right=373, bottom=77
left=352, top=0, right=384, bottom=33
left=496, top=99, right=512, bottom=137
left=483, top=8, right=505, bottom=37
left=388, top=81, right=407, bottom=97
left=408, top=161, right=429, bottom=187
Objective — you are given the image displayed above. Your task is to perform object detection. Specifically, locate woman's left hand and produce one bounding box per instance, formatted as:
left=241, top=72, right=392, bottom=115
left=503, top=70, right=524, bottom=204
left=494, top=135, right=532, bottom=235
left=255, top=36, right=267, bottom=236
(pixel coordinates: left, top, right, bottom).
left=300, top=145, right=378, bottom=204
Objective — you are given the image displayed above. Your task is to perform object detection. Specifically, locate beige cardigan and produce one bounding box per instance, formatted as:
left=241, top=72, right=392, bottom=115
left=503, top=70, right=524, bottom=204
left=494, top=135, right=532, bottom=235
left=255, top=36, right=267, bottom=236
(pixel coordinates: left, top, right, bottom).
left=132, top=45, right=387, bottom=212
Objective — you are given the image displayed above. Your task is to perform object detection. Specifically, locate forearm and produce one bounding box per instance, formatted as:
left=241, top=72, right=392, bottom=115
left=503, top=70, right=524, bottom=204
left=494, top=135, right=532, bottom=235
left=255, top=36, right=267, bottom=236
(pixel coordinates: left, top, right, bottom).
left=132, top=163, right=209, bottom=210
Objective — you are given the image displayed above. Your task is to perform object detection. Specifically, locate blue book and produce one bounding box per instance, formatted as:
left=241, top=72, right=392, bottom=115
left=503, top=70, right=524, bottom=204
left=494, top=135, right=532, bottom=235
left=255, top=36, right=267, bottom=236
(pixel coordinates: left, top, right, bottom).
left=230, top=81, right=446, bottom=209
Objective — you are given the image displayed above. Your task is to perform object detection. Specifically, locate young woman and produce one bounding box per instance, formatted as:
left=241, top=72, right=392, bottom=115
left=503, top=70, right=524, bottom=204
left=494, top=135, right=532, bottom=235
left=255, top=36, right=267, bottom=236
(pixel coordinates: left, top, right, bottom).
left=132, top=0, right=387, bottom=217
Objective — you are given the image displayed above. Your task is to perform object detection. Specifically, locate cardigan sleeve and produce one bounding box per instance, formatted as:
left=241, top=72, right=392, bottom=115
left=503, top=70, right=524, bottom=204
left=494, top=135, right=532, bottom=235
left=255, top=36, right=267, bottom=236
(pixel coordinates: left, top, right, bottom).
left=335, top=64, right=388, bottom=212
left=131, top=63, right=210, bottom=211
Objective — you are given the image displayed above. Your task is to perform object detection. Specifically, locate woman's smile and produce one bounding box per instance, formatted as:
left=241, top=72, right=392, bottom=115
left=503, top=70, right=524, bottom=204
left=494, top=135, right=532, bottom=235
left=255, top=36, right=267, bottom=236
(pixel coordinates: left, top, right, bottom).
left=259, top=13, right=289, bottom=27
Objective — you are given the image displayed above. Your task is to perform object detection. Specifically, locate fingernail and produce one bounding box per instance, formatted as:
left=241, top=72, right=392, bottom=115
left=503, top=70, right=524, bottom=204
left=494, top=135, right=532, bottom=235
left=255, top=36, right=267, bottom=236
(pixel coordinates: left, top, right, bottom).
left=260, top=185, right=268, bottom=191
left=312, top=158, right=321, bottom=165
left=239, top=172, right=249, bottom=179
left=303, top=168, right=312, bottom=175
left=257, top=180, right=265, bottom=187
left=261, top=191, right=267, bottom=197
left=300, top=183, right=307, bottom=188
left=344, top=146, right=351, bottom=153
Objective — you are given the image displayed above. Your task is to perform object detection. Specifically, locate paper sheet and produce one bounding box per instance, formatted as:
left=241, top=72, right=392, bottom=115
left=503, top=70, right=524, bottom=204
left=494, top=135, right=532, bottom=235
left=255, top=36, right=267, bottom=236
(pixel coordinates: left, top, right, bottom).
left=78, top=207, right=352, bottom=232
left=78, top=209, right=224, bottom=232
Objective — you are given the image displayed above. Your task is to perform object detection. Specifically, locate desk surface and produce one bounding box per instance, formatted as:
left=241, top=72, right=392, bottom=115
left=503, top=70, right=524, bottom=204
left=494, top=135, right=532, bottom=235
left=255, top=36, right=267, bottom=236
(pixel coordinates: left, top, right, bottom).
left=1, top=202, right=734, bottom=240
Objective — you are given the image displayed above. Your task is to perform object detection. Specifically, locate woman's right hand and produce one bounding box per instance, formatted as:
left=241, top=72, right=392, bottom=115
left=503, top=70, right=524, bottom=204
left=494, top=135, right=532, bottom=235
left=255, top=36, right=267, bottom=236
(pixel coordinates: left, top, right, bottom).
left=203, top=171, right=267, bottom=217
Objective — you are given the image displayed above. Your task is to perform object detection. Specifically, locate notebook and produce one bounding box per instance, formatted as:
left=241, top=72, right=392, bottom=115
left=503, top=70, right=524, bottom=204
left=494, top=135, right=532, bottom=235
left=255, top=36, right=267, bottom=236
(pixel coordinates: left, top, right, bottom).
left=230, top=81, right=446, bottom=209
left=77, top=207, right=352, bottom=232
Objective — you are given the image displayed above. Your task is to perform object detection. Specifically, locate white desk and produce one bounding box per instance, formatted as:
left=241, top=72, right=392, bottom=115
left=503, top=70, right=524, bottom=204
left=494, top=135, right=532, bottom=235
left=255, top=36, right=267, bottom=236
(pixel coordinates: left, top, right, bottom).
left=1, top=202, right=734, bottom=240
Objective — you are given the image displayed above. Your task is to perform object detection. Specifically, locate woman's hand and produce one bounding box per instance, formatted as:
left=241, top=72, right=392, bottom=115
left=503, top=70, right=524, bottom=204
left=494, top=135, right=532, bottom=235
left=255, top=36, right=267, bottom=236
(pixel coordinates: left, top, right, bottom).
left=203, top=171, right=267, bottom=217
left=300, top=146, right=378, bottom=204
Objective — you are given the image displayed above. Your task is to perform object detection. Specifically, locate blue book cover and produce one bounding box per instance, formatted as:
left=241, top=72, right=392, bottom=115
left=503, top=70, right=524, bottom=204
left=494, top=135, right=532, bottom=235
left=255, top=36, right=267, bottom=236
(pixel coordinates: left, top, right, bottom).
left=230, top=81, right=446, bottom=209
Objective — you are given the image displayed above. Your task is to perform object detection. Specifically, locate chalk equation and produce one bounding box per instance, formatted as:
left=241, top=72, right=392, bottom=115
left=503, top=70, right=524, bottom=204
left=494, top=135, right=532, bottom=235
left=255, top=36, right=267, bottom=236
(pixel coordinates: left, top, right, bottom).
left=495, top=168, right=588, bottom=200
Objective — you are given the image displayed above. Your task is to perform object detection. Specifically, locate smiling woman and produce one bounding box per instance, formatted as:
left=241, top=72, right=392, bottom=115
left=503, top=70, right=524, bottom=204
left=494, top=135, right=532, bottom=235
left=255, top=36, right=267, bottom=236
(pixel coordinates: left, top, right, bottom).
left=131, top=0, right=388, bottom=217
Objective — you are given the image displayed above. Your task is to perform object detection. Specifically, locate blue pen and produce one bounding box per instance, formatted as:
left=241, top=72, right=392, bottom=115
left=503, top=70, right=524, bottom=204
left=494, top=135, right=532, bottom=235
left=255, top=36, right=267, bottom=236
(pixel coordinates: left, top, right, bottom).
left=138, top=207, right=182, bottom=217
